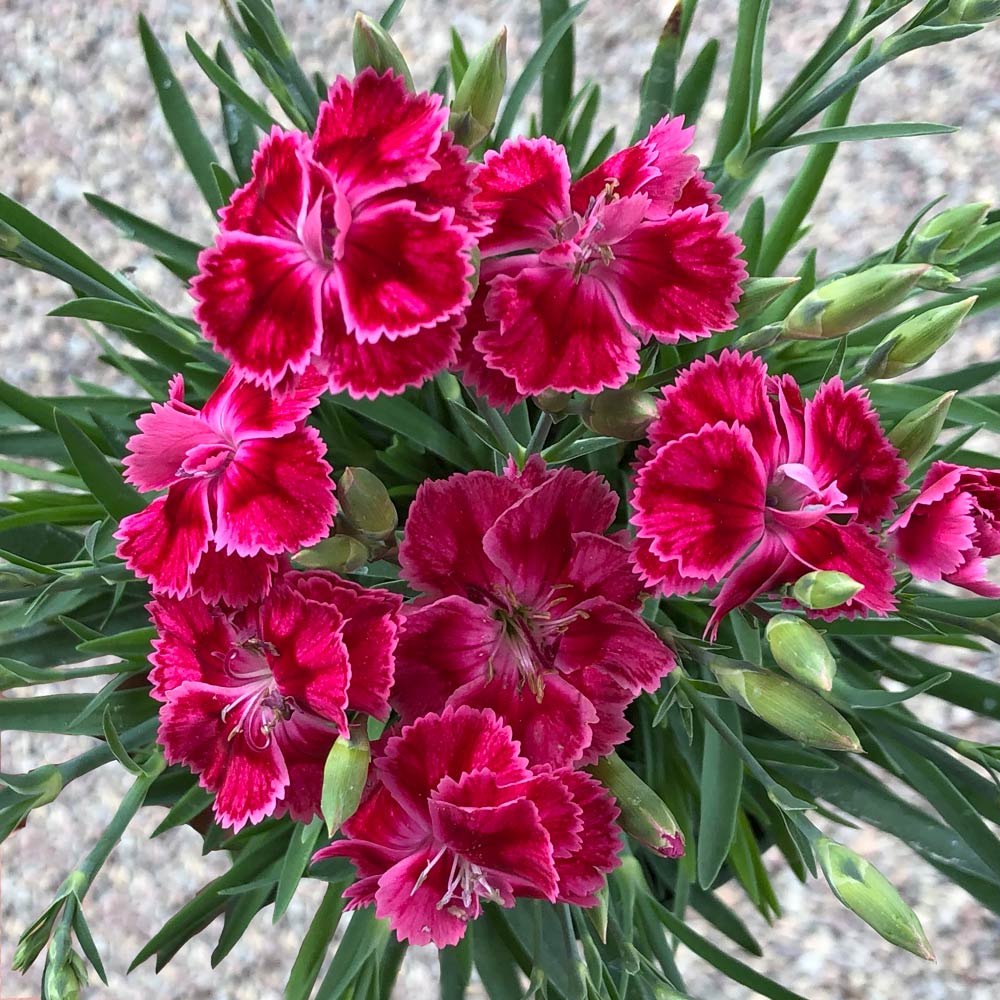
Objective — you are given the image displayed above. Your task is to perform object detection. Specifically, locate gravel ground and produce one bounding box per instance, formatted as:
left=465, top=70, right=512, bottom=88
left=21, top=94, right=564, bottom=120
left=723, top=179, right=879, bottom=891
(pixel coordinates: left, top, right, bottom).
left=1, top=1, right=1000, bottom=998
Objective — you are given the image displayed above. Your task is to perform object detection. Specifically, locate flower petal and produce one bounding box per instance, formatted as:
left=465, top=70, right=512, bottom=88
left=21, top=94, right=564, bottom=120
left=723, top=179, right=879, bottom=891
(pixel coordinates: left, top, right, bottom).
left=264, top=582, right=351, bottom=731
left=392, top=596, right=501, bottom=722
left=187, top=544, right=279, bottom=607
left=314, top=69, right=446, bottom=200
left=648, top=349, right=779, bottom=467
left=148, top=596, right=236, bottom=699
left=480, top=267, right=641, bottom=396
left=319, top=290, right=461, bottom=398
left=476, top=137, right=571, bottom=256
left=338, top=203, right=473, bottom=342
left=628, top=532, right=712, bottom=596
left=804, top=378, right=906, bottom=525
left=193, top=234, right=324, bottom=388
left=215, top=426, right=334, bottom=557
left=158, top=681, right=289, bottom=832
left=398, top=470, right=524, bottom=597
left=220, top=127, right=310, bottom=238
left=115, top=482, right=211, bottom=598
left=482, top=467, right=620, bottom=606
left=563, top=532, right=644, bottom=610
left=605, top=207, right=746, bottom=343
left=632, top=422, right=766, bottom=580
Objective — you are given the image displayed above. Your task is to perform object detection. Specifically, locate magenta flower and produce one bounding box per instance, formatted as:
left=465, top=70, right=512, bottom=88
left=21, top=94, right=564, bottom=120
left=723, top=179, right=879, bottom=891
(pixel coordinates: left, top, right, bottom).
left=394, top=458, right=675, bottom=767
left=192, top=70, right=484, bottom=399
left=115, top=368, right=334, bottom=605
left=313, top=706, right=621, bottom=947
left=631, top=350, right=907, bottom=634
left=149, top=571, right=402, bottom=832
left=889, top=462, right=1000, bottom=596
left=456, top=117, right=746, bottom=407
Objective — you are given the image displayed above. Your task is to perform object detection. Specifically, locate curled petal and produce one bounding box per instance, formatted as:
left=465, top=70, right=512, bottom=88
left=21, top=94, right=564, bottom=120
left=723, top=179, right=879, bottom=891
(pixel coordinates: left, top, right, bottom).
left=193, top=234, right=324, bottom=388
left=480, top=267, right=641, bottom=396
left=476, top=137, right=572, bottom=256
left=606, top=207, right=746, bottom=343
left=186, top=544, right=279, bottom=607
left=632, top=422, right=766, bottom=580
left=338, top=204, right=473, bottom=342
left=123, top=395, right=217, bottom=493
left=215, top=426, right=334, bottom=557
left=804, top=378, right=907, bottom=525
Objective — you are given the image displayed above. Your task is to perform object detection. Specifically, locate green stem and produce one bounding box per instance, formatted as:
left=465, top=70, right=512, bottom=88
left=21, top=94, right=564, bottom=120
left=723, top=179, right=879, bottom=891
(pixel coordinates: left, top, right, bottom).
left=475, top=398, right=523, bottom=458
left=525, top=412, right=554, bottom=455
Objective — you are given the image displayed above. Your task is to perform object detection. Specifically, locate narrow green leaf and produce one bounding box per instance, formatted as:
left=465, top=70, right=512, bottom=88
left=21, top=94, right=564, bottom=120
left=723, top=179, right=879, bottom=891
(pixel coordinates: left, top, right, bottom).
left=212, top=878, right=276, bottom=966
left=540, top=0, right=576, bottom=138
left=673, top=38, right=718, bottom=127
left=440, top=935, right=473, bottom=1000
left=575, top=125, right=617, bottom=177
left=71, top=903, right=109, bottom=985
left=541, top=434, right=618, bottom=464
left=151, top=783, right=215, bottom=837
left=634, top=2, right=682, bottom=139
left=84, top=195, right=202, bottom=275
left=566, top=83, right=601, bottom=171
left=472, top=919, right=528, bottom=1000
left=102, top=707, right=143, bottom=775
left=737, top=197, right=765, bottom=275
left=313, top=907, right=390, bottom=999
left=777, top=121, right=956, bottom=149
left=833, top=672, right=950, bottom=709
left=379, top=0, right=407, bottom=30
left=697, top=701, right=744, bottom=889
left=273, top=818, right=324, bottom=922
left=688, top=886, right=763, bottom=957
left=54, top=413, right=143, bottom=521
left=138, top=15, right=224, bottom=213
left=214, top=42, right=259, bottom=184
left=185, top=33, right=277, bottom=131
left=494, top=2, right=587, bottom=143
left=449, top=28, right=469, bottom=88
left=284, top=883, right=348, bottom=1000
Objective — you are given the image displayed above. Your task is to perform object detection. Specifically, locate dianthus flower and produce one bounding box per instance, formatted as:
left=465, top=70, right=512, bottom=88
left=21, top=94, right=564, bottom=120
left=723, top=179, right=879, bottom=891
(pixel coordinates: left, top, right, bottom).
left=457, top=117, right=746, bottom=407
left=631, top=350, right=907, bottom=633
left=394, top=458, right=674, bottom=766
left=149, top=570, right=402, bottom=832
left=313, top=706, right=621, bottom=947
left=115, top=368, right=333, bottom=605
left=193, top=69, right=484, bottom=398
left=889, top=462, right=1000, bottom=596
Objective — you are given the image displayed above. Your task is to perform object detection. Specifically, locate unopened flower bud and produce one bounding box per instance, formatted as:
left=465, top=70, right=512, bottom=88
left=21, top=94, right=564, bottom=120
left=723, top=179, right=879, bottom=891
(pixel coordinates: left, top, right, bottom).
left=534, top=388, right=572, bottom=414
left=580, top=388, right=658, bottom=442
left=590, top=752, right=684, bottom=857
left=352, top=13, right=413, bottom=89
left=43, top=944, right=88, bottom=1000
left=320, top=728, right=370, bottom=836
left=947, top=0, right=1000, bottom=20
left=736, top=276, right=800, bottom=320
left=860, top=297, right=976, bottom=381
left=817, top=838, right=934, bottom=959
left=296, top=534, right=369, bottom=573
left=765, top=614, right=837, bottom=691
left=337, top=467, right=398, bottom=541
left=710, top=660, right=861, bottom=751
left=450, top=28, right=507, bottom=148
left=792, top=570, right=863, bottom=610
left=782, top=264, right=929, bottom=340
left=888, top=391, right=956, bottom=466
left=916, top=265, right=959, bottom=291
left=910, top=203, right=989, bottom=260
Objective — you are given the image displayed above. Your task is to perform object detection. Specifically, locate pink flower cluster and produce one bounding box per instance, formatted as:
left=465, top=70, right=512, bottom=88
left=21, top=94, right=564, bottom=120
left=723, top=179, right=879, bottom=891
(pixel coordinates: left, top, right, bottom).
left=631, top=350, right=1000, bottom=628
left=115, top=66, right=1000, bottom=953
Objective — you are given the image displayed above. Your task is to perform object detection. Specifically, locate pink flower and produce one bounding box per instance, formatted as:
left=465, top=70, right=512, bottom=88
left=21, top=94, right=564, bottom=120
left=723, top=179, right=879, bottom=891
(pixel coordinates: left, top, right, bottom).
left=456, top=118, right=746, bottom=407
left=192, top=70, right=484, bottom=399
left=149, top=570, right=402, bottom=832
left=631, top=350, right=907, bottom=634
left=889, top=462, right=1000, bottom=596
left=394, top=458, right=675, bottom=767
left=115, top=368, right=334, bottom=605
left=313, top=706, right=621, bottom=947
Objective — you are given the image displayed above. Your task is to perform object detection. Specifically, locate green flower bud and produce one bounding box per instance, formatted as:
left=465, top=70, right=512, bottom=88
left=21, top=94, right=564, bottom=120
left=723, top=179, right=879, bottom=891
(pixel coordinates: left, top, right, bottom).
left=817, top=838, right=935, bottom=959
left=710, top=660, right=861, bottom=751
left=43, top=944, right=88, bottom=1000
left=860, top=297, right=976, bottom=381
left=352, top=13, right=413, bottom=90
left=910, top=203, right=989, bottom=260
left=337, top=467, right=398, bottom=541
left=736, top=276, right=800, bottom=320
left=580, top=388, right=658, bottom=442
left=589, top=752, right=684, bottom=857
left=534, top=388, right=572, bottom=414
left=888, top=391, right=956, bottom=466
left=296, top=534, right=369, bottom=573
left=320, top=728, right=371, bottom=836
left=781, top=264, right=929, bottom=340
left=765, top=614, right=837, bottom=691
left=450, top=28, right=507, bottom=148
left=792, top=570, right=863, bottom=610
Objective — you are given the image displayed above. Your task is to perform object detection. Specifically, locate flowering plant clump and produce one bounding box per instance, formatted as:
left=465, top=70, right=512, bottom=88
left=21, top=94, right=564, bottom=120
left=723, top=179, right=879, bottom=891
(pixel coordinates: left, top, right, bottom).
left=2, top=2, right=1000, bottom=998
